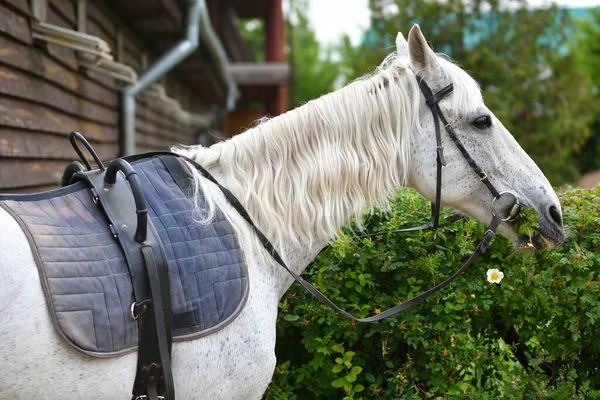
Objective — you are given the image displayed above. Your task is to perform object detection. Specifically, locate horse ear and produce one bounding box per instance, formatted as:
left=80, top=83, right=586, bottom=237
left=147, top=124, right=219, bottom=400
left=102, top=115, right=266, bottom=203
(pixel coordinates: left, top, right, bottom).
left=396, top=32, right=409, bottom=58
left=408, top=24, right=440, bottom=77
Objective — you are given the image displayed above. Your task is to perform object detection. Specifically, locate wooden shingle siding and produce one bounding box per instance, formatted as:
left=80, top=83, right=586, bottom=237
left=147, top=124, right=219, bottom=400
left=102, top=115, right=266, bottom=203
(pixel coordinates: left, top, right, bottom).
left=0, top=1, right=119, bottom=193
left=0, top=36, right=117, bottom=107
left=0, top=97, right=118, bottom=143
left=86, top=2, right=117, bottom=51
left=0, top=3, right=32, bottom=44
left=4, top=0, right=30, bottom=15
left=1, top=0, right=210, bottom=193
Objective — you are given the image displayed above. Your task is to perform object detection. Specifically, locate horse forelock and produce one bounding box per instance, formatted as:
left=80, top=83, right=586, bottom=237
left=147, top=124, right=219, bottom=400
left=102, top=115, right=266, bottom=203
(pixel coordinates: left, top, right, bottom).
left=175, top=52, right=478, bottom=265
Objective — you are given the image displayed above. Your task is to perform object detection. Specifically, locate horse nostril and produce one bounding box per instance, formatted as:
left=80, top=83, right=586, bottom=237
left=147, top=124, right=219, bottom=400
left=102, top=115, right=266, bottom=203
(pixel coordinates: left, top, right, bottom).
left=549, top=205, right=562, bottom=226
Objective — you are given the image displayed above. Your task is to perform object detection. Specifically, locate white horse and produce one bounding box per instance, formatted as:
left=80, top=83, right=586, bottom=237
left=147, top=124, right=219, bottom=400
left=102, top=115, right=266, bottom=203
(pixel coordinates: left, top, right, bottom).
left=0, top=26, right=565, bottom=399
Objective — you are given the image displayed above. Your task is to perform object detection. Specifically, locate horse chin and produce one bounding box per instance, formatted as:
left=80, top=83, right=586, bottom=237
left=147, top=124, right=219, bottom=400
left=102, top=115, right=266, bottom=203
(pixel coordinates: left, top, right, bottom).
left=515, top=234, right=553, bottom=250
left=512, top=224, right=563, bottom=250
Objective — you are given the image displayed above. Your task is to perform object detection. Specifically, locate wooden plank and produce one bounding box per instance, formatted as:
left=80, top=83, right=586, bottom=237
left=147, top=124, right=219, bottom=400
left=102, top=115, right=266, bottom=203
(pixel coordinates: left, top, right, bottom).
left=136, top=98, right=192, bottom=130
left=0, top=158, right=67, bottom=188
left=135, top=104, right=191, bottom=141
left=44, top=6, right=79, bottom=71
left=229, top=62, right=291, bottom=85
left=49, top=0, right=76, bottom=28
left=0, top=96, right=118, bottom=142
left=0, top=65, right=117, bottom=125
left=46, top=42, right=78, bottom=71
left=135, top=133, right=178, bottom=151
left=0, top=3, right=32, bottom=44
left=131, top=15, right=179, bottom=34
left=0, top=35, right=118, bottom=108
left=4, top=0, right=31, bottom=16
left=137, top=144, right=173, bottom=153
left=135, top=117, right=186, bottom=143
left=86, top=18, right=116, bottom=51
left=87, top=1, right=118, bottom=41
left=122, top=43, right=142, bottom=72
left=0, top=128, right=118, bottom=160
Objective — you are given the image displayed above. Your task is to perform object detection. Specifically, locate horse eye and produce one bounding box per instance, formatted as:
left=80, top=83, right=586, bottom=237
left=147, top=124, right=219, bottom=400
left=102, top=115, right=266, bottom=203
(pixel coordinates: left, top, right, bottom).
left=472, top=116, right=492, bottom=130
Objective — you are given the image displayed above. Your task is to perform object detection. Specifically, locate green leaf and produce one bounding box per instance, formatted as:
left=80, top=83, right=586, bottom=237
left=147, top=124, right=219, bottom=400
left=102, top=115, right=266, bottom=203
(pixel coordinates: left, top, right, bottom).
left=284, top=314, right=299, bottom=322
left=332, top=364, right=344, bottom=373
left=354, top=384, right=365, bottom=392
left=350, top=366, right=363, bottom=375
left=331, top=344, right=344, bottom=353
left=448, top=383, right=467, bottom=395
left=331, top=377, right=346, bottom=388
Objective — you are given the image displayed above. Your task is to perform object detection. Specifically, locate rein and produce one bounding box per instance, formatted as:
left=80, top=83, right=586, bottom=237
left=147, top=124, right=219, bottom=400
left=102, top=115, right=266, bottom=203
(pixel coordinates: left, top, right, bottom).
left=184, top=73, right=520, bottom=323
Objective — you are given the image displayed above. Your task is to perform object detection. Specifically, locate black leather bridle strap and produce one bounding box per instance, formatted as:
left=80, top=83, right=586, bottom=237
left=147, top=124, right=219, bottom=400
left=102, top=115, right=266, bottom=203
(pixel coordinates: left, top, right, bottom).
left=415, top=75, right=502, bottom=200
left=434, top=106, right=501, bottom=198
left=155, top=153, right=506, bottom=323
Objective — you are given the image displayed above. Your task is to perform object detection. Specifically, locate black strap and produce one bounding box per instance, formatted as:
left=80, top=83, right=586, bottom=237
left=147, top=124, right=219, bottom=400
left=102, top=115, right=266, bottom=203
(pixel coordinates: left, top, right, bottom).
left=153, top=153, right=504, bottom=323
left=415, top=75, right=502, bottom=200
left=71, top=162, right=174, bottom=400
left=434, top=106, right=501, bottom=199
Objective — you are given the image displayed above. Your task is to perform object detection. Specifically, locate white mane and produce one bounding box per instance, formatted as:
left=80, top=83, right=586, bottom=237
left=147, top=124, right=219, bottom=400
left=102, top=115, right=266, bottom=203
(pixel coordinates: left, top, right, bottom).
left=175, top=52, right=482, bottom=263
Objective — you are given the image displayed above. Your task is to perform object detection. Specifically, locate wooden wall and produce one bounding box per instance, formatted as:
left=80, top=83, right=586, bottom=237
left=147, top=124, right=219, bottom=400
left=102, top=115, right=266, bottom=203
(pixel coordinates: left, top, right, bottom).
left=0, top=0, right=207, bottom=193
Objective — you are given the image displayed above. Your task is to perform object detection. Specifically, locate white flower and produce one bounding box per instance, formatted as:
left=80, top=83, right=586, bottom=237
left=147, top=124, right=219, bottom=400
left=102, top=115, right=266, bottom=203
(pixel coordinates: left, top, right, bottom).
left=487, top=268, right=504, bottom=284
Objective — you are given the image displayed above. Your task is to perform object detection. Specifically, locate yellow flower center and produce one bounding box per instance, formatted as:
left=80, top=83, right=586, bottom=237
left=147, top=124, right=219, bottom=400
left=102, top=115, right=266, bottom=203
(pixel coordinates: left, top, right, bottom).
left=490, top=271, right=500, bottom=281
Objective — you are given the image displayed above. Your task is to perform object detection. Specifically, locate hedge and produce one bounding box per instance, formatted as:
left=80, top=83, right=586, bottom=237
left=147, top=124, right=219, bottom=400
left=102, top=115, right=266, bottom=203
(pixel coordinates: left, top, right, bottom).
left=265, top=186, right=600, bottom=399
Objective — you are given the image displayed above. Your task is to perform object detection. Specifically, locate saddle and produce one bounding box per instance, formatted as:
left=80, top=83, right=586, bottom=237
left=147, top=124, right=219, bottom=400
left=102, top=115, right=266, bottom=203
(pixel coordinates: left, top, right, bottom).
left=0, top=133, right=249, bottom=400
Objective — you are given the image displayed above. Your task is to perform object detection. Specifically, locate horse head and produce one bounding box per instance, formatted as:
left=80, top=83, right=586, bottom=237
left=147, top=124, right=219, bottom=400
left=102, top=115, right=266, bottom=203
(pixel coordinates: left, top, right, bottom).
left=399, top=25, right=565, bottom=249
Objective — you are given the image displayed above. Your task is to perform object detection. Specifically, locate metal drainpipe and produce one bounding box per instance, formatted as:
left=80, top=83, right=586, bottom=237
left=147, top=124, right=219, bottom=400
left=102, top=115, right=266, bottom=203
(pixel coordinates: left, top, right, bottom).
left=122, top=0, right=237, bottom=155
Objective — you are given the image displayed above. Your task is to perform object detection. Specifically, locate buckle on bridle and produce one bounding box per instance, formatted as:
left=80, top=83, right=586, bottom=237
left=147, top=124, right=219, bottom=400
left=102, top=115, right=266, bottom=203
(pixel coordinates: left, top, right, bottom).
left=491, top=191, right=520, bottom=222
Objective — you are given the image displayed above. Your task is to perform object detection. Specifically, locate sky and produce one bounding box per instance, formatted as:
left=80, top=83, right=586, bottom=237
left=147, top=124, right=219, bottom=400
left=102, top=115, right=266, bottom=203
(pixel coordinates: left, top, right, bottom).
left=307, top=0, right=600, bottom=46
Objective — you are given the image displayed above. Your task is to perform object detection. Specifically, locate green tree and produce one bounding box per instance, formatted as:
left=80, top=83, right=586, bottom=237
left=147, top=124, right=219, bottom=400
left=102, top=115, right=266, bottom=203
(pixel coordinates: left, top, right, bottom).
left=343, top=0, right=595, bottom=185
left=571, top=7, right=600, bottom=173
left=288, top=0, right=342, bottom=105
left=239, top=18, right=265, bottom=62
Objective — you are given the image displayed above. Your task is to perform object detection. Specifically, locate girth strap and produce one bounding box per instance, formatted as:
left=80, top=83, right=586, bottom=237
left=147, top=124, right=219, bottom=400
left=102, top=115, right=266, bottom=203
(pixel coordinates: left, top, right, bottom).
left=70, top=151, right=175, bottom=400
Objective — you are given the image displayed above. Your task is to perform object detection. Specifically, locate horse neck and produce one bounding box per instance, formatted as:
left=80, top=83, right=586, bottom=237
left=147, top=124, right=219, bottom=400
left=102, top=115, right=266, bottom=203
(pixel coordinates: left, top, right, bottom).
left=192, top=63, right=419, bottom=287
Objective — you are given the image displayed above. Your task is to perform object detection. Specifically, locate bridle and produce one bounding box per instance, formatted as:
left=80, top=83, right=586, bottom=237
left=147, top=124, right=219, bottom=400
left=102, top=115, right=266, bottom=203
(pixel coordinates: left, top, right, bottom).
left=73, top=73, right=519, bottom=326
left=191, top=72, right=521, bottom=323
left=62, top=75, right=520, bottom=341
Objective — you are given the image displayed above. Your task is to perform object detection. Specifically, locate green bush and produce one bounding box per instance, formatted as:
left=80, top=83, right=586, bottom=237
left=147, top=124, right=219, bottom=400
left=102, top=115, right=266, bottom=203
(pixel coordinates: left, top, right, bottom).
left=265, top=186, right=600, bottom=399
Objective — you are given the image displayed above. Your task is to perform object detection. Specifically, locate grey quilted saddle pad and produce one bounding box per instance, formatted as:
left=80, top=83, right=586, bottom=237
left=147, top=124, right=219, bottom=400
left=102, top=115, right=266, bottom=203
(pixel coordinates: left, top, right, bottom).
left=0, top=156, right=249, bottom=357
